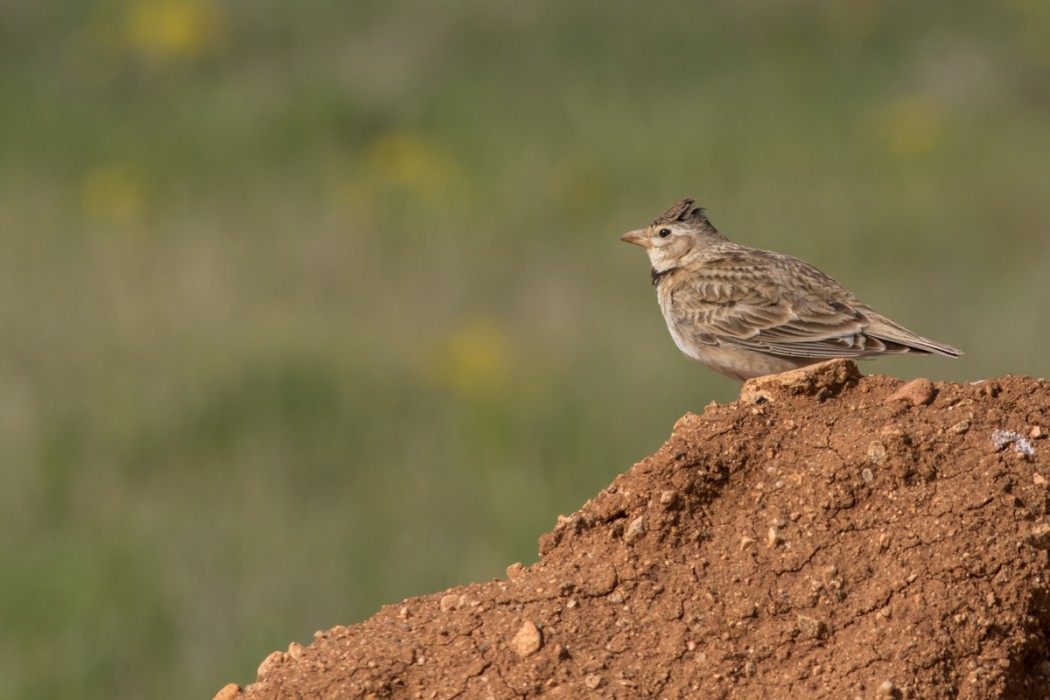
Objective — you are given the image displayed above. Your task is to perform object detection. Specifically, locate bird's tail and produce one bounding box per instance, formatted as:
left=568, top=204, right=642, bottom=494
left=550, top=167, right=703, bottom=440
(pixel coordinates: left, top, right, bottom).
left=866, top=316, right=962, bottom=358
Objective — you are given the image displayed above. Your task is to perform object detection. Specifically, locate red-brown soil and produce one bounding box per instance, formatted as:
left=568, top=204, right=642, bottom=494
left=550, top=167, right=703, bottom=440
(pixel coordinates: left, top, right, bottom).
left=218, top=360, right=1050, bottom=699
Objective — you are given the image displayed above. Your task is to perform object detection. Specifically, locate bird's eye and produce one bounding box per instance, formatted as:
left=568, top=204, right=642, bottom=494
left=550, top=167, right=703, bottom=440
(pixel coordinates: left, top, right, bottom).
left=657, top=228, right=672, bottom=239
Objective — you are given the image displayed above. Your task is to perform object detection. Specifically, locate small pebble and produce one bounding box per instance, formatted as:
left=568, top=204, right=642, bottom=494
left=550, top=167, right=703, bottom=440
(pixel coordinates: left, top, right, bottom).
left=1035, top=474, right=1047, bottom=486
left=440, top=594, right=459, bottom=612
left=510, top=620, right=543, bottom=657
left=867, top=441, right=887, bottom=465
left=877, top=680, right=901, bottom=699
left=256, top=651, right=285, bottom=680
left=880, top=426, right=906, bottom=440
left=287, top=642, right=304, bottom=660
left=624, top=516, right=648, bottom=544
left=886, top=378, right=936, bottom=406
left=767, top=527, right=783, bottom=547
left=212, top=683, right=241, bottom=700
left=1025, top=523, right=1050, bottom=550
left=797, top=614, right=827, bottom=639
left=861, top=468, right=874, bottom=483
left=585, top=675, right=602, bottom=689
left=506, top=562, right=524, bottom=579
left=992, top=430, right=1036, bottom=456
left=949, top=419, right=971, bottom=435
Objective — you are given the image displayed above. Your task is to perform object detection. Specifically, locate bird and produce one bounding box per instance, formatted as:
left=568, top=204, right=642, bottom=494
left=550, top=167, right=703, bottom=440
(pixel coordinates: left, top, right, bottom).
left=620, top=197, right=962, bottom=380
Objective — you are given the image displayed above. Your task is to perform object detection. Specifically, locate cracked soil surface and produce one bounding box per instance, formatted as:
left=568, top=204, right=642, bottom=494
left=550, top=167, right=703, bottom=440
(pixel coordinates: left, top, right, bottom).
left=221, top=360, right=1050, bottom=699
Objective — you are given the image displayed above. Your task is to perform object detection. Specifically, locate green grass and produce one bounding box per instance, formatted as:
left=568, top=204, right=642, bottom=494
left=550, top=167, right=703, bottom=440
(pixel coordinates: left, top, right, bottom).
left=1, top=1, right=1048, bottom=698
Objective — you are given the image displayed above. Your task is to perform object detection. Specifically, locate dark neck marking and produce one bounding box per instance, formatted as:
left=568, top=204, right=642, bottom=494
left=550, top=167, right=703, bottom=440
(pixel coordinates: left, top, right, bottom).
left=651, top=266, right=676, bottom=287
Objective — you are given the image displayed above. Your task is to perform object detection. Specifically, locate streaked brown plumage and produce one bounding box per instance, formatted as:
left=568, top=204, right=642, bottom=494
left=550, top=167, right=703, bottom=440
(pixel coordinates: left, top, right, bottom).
left=621, top=198, right=961, bottom=380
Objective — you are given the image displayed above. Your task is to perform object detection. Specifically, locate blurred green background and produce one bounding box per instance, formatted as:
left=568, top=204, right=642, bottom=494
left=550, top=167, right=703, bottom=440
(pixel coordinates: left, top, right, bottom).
left=2, top=0, right=1048, bottom=697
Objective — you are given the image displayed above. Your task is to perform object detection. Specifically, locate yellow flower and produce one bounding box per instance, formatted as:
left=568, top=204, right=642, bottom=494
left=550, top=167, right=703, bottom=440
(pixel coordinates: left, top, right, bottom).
left=425, top=317, right=510, bottom=398
left=328, top=130, right=466, bottom=217
left=126, top=0, right=223, bottom=61
left=80, top=164, right=143, bottom=224
left=875, top=95, right=945, bottom=157
left=366, top=130, right=463, bottom=197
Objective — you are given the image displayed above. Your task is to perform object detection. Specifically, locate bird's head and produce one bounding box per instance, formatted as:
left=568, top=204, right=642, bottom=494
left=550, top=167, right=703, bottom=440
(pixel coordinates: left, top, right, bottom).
left=620, top=197, right=726, bottom=271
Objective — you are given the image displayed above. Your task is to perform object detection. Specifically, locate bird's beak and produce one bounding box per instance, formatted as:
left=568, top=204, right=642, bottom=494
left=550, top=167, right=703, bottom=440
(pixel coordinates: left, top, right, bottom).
left=620, top=229, right=649, bottom=248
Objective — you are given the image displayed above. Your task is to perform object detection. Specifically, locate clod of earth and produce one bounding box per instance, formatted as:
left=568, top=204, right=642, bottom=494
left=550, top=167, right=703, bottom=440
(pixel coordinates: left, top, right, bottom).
left=219, top=360, right=1050, bottom=700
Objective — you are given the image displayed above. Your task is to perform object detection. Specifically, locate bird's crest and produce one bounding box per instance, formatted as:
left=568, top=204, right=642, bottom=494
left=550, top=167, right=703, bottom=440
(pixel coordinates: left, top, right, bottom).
left=651, top=197, right=709, bottom=228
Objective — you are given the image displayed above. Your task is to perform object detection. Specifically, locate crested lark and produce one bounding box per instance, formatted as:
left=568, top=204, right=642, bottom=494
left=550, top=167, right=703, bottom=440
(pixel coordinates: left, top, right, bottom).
left=621, top=198, right=961, bottom=380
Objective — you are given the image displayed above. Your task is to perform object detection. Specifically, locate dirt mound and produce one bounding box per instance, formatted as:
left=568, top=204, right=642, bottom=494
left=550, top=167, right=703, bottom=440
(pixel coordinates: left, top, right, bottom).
left=220, top=361, right=1050, bottom=699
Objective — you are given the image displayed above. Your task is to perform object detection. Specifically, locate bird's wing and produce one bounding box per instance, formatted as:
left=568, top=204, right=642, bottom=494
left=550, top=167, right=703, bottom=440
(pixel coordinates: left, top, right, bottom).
left=667, top=251, right=907, bottom=359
